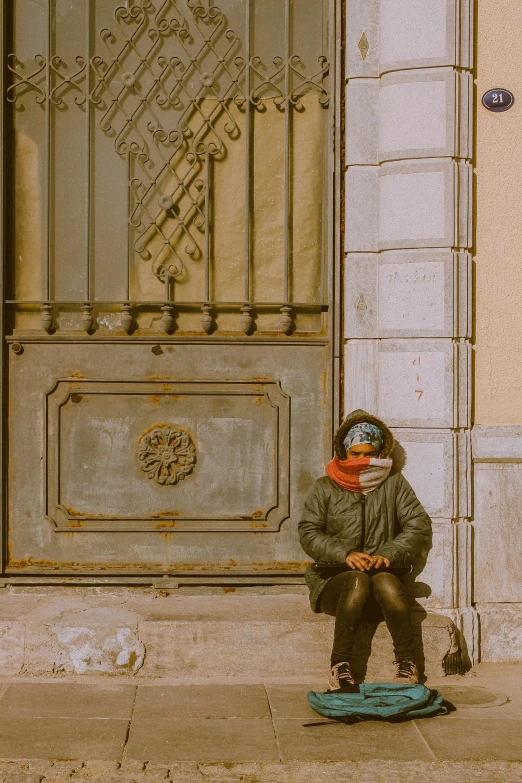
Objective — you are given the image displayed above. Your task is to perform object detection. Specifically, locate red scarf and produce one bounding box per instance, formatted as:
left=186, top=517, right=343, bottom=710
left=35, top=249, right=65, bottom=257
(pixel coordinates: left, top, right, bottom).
left=326, top=456, right=392, bottom=494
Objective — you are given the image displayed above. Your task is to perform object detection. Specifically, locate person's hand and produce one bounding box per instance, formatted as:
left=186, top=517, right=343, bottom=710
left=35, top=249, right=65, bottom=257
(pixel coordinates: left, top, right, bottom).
left=368, top=555, right=391, bottom=569
left=345, top=552, right=373, bottom=571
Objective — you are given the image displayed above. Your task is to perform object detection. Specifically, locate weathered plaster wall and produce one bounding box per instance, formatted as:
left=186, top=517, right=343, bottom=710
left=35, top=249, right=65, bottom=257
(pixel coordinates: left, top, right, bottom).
left=472, top=2, right=522, bottom=662
left=474, top=1, right=522, bottom=423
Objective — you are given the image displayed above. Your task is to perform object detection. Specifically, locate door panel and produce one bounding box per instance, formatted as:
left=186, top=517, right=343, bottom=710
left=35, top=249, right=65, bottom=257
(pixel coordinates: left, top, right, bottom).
left=7, top=341, right=329, bottom=572
left=4, top=0, right=336, bottom=575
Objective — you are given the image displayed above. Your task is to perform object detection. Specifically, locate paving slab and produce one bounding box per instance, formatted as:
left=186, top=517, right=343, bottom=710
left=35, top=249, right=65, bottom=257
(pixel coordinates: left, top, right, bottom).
left=434, top=684, right=505, bottom=705
left=265, top=684, right=326, bottom=719
left=132, top=684, right=270, bottom=720
left=126, top=718, right=280, bottom=763
left=0, top=683, right=136, bottom=720
left=426, top=675, right=521, bottom=719
left=416, top=717, right=522, bottom=760
left=273, top=718, right=435, bottom=762
left=0, top=718, right=129, bottom=761
left=0, top=666, right=517, bottom=773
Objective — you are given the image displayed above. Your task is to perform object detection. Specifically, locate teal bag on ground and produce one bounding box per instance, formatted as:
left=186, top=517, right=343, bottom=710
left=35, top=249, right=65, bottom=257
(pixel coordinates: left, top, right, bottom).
left=307, top=683, right=449, bottom=723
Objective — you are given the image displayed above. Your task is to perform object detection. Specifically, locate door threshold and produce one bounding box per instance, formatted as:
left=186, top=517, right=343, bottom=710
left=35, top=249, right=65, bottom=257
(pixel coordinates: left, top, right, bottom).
left=0, top=573, right=306, bottom=592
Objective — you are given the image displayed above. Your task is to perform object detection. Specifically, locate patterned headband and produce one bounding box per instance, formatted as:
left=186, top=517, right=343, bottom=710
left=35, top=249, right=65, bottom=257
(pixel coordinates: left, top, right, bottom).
left=343, top=422, right=383, bottom=452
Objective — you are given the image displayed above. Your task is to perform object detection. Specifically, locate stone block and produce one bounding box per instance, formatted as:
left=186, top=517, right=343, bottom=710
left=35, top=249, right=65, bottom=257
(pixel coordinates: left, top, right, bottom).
left=0, top=716, right=128, bottom=762
left=408, top=522, right=454, bottom=610
left=416, top=716, right=522, bottom=761
left=344, top=249, right=471, bottom=339
left=346, top=0, right=380, bottom=78
left=379, top=69, right=472, bottom=162
left=401, top=437, right=447, bottom=515
left=345, top=166, right=379, bottom=252
left=0, top=593, right=459, bottom=679
left=474, top=462, right=522, bottom=604
left=379, top=0, right=473, bottom=72
left=344, top=253, right=379, bottom=339
left=391, top=428, right=470, bottom=518
left=476, top=604, right=522, bottom=662
left=23, top=623, right=145, bottom=675
left=346, top=79, right=379, bottom=165
left=353, top=609, right=457, bottom=680
left=344, top=339, right=470, bottom=428
left=378, top=160, right=472, bottom=250
left=132, top=684, right=271, bottom=720
left=127, top=717, right=281, bottom=763
left=0, top=682, right=136, bottom=720
left=472, top=425, right=522, bottom=461
left=0, top=621, right=24, bottom=675
left=137, top=618, right=332, bottom=678
left=274, top=717, right=432, bottom=762
left=137, top=597, right=455, bottom=680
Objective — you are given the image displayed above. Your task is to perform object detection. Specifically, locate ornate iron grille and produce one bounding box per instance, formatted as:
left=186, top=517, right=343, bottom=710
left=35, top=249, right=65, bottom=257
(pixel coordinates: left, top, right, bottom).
left=6, top=0, right=331, bottom=336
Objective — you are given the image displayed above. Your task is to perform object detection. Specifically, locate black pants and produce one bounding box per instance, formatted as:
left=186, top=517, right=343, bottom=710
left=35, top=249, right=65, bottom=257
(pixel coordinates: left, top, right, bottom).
left=319, top=570, right=415, bottom=665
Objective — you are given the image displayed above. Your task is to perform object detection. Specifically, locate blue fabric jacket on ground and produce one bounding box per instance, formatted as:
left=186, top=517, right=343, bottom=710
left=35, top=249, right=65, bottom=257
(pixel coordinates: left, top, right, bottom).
left=307, top=683, right=449, bottom=721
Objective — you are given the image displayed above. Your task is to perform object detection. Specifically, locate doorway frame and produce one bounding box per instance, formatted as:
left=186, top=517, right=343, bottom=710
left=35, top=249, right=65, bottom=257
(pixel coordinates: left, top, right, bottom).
left=0, top=0, right=343, bottom=582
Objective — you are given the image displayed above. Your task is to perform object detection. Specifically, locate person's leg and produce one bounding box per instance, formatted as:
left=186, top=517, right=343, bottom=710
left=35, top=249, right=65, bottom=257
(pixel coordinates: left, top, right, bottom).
left=370, top=571, right=415, bottom=660
left=320, top=570, right=371, bottom=665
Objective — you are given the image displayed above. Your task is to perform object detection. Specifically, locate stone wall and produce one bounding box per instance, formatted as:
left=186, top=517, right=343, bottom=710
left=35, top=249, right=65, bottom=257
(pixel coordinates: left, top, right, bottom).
left=472, top=428, right=522, bottom=661
left=344, top=0, right=477, bottom=660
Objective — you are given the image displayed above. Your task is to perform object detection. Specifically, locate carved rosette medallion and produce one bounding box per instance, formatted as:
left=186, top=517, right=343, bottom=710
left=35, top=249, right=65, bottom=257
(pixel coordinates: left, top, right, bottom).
left=137, top=426, right=196, bottom=486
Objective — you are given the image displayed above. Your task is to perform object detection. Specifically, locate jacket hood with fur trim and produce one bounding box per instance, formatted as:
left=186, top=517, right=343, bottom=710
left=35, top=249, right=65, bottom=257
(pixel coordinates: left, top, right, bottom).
left=333, top=409, right=395, bottom=460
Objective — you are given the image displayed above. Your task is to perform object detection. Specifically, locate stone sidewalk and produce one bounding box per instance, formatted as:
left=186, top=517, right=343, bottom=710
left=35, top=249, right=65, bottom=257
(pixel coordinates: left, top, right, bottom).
left=0, top=664, right=520, bottom=782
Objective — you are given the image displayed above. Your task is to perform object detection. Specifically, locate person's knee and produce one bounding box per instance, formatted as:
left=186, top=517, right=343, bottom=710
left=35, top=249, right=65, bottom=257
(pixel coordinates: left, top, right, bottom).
left=338, top=570, right=370, bottom=599
left=371, top=572, right=403, bottom=603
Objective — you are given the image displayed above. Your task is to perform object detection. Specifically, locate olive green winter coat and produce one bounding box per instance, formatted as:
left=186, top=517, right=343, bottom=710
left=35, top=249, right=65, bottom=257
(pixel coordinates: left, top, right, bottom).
left=298, top=409, right=432, bottom=613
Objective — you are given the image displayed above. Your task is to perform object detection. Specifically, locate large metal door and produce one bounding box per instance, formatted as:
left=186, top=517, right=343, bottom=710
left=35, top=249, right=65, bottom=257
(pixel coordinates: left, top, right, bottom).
left=3, top=0, right=339, bottom=576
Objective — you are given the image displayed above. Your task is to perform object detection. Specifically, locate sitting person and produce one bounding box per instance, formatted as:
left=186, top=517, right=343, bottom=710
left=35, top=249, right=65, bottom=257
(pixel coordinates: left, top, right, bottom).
left=298, top=409, right=432, bottom=691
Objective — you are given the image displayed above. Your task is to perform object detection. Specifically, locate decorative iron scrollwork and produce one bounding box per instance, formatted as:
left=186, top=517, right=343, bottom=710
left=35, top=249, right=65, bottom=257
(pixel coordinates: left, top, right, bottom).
left=7, top=0, right=330, bottom=315
left=137, top=425, right=196, bottom=485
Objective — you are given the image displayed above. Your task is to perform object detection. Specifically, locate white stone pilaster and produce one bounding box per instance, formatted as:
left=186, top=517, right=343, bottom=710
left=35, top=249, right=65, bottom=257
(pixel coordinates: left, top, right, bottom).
left=344, top=0, right=476, bottom=662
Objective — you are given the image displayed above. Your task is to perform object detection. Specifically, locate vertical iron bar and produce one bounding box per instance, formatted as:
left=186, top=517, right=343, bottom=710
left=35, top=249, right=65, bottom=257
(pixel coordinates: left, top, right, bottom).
left=161, top=269, right=173, bottom=333
left=121, top=151, right=132, bottom=333
left=241, top=0, right=253, bottom=333
left=45, top=0, right=51, bottom=302
left=283, top=0, right=291, bottom=303
left=85, top=0, right=91, bottom=303
left=204, top=149, right=210, bottom=302
left=40, top=0, right=53, bottom=332
left=164, top=270, right=170, bottom=302
left=82, top=0, right=93, bottom=332
left=0, top=0, right=6, bottom=570
left=201, top=150, right=213, bottom=333
left=126, top=151, right=131, bottom=302
left=243, top=0, right=251, bottom=303
left=280, top=0, right=292, bottom=333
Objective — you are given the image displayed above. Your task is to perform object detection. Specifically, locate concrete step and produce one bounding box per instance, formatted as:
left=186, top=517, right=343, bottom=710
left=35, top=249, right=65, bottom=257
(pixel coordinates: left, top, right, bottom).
left=0, top=588, right=460, bottom=679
